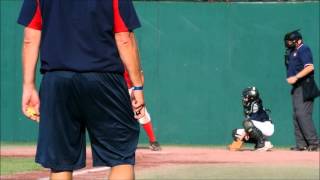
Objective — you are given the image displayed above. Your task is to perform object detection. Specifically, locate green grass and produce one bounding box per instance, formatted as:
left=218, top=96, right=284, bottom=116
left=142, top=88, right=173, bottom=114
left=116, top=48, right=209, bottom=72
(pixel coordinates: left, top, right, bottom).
left=0, top=157, right=43, bottom=176
left=0, top=142, right=36, bottom=147
left=136, top=164, right=320, bottom=180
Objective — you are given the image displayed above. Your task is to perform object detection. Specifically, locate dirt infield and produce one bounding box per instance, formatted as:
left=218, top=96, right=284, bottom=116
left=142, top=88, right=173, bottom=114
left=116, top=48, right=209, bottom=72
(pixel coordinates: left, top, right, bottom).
left=1, top=146, right=319, bottom=179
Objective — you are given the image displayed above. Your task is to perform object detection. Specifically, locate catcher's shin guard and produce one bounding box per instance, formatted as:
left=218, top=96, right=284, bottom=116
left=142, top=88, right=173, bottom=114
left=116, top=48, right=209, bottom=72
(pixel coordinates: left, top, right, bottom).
left=228, top=139, right=244, bottom=151
left=248, top=127, right=265, bottom=149
left=243, top=119, right=265, bottom=149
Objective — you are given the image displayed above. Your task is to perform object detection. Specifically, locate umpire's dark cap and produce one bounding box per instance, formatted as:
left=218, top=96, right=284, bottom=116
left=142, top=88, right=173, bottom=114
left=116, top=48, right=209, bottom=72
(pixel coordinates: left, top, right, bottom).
left=284, top=29, right=302, bottom=41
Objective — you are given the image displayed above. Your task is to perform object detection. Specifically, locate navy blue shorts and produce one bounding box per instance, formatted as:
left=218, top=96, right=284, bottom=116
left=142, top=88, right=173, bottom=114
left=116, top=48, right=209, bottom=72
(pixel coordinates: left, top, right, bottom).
left=36, top=71, right=140, bottom=171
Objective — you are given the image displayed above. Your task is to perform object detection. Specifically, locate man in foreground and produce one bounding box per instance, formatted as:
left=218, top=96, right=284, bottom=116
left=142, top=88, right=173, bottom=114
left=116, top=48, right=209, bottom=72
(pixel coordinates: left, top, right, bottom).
left=18, top=0, right=144, bottom=179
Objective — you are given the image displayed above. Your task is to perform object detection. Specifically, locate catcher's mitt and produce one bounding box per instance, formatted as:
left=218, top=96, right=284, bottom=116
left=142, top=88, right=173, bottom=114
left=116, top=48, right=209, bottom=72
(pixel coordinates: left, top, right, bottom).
left=228, top=139, right=244, bottom=151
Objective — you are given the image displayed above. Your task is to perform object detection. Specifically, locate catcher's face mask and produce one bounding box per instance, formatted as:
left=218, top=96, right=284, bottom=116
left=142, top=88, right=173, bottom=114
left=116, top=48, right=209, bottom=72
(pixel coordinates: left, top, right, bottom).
left=242, top=96, right=250, bottom=107
left=286, top=40, right=298, bottom=49
left=285, top=40, right=294, bottom=49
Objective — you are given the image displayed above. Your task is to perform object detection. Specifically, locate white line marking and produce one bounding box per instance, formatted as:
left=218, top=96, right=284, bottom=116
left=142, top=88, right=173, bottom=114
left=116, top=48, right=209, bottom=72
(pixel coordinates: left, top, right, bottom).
left=37, top=167, right=110, bottom=180
left=73, top=167, right=110, bottom=176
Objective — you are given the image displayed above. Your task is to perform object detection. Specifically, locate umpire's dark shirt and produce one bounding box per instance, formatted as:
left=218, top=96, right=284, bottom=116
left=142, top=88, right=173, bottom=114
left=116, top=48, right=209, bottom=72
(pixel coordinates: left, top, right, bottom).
left=286, top=44, right=314, bottom=78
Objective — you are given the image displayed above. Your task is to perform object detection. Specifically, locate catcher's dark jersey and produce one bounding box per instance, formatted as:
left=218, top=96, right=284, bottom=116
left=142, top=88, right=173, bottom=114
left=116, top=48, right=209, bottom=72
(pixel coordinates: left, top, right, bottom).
left=244, top=101, right=270, bottom=122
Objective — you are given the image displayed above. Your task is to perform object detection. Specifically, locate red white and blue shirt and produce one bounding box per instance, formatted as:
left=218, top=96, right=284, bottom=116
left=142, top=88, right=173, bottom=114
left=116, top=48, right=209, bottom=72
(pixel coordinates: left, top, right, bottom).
left=18, top=0, right=141, bottom=73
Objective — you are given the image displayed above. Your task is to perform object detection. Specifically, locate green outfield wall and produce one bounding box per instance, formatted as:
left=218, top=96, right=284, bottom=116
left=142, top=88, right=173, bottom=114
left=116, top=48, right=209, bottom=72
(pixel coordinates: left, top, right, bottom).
left=1, top=1, right=319, bottom=146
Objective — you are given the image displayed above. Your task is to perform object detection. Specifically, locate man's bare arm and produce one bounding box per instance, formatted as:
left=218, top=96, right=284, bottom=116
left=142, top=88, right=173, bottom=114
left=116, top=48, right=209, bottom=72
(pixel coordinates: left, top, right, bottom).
left=296, top=65, right=314, bottom=79
left=287, top=65, right=314, bottom=85
left=21, top=27, right=41, bottom=121
left=115, top=31, right=145, bottom=118
left=115, top=32, right=143, bottom=86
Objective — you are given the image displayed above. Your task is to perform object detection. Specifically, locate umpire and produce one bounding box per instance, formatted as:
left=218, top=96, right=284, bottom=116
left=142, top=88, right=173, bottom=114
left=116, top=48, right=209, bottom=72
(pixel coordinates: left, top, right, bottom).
left=284, top=30, right=319, bottom=151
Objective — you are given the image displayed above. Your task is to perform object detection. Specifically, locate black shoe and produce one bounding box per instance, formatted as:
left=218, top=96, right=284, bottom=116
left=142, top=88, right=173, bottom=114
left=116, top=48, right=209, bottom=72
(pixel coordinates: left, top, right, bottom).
left=255, top=140, right=265, bottom=149
left=149, top=141, right=161, bottom=151
left=307, top=145, right=319, bottom=151
left=290, top=146, right=307, bottom=151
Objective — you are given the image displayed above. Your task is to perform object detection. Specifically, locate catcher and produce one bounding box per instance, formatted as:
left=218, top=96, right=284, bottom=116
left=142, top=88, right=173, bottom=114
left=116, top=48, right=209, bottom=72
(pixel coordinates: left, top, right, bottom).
left=228, top=87, right=274, bottom=151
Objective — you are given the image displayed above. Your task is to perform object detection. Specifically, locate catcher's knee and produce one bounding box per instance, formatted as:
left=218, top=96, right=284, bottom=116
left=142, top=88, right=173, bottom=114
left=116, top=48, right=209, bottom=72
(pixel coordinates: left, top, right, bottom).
left=242, top=119, right=254, bottom=132
left=262, top=126, right=274, bottom=137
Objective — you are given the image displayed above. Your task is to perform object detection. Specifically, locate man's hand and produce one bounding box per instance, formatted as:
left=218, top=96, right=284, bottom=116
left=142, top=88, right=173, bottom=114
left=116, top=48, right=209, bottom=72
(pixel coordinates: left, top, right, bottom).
left=22, top=84, right=40, bottom=122
left=131, top=90, right=145, bottom=119
left=287, top=76, right=298, bottom=85
left=235, top=132, right=248, bottom=141
left=21, top=27, right=41, bottom=122
left=287, top=65, right=314, bottom=85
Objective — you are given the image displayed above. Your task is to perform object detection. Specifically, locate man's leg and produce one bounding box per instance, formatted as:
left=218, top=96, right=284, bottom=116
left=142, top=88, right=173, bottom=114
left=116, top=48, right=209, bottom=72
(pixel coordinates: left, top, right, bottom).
left=50, top=171, right=72, bottom=180
left=293, top=86, right=318, bottom=149
left=292, top=87, right=308, bottom=149
left=139, top=110, right=156, bottom=142
left=295, top=95, right=319, bottom=148
left=138, top=109, right=161, bottom=151
left=243, top=119, right=265, bottom=149
left=37, top=72, right=86, bottom=176
left=82, top=73, right=139, bottom=179
left=109, top=165, right=134, bottom=180
left=293, top=113, right=308, bottom=148
left=251, top=120, right=274, bottom=151
left=143, top=121, right=157, bottom=143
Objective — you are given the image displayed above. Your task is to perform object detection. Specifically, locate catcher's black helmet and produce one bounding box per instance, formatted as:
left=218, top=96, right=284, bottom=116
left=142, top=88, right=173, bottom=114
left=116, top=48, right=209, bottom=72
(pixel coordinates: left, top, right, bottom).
left=242, top=87, right=260, bottom=107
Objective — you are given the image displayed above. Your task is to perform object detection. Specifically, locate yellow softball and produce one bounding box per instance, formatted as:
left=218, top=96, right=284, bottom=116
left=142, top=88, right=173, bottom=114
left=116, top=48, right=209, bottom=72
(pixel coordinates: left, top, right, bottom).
left=26, top=107, right=37, bottom=117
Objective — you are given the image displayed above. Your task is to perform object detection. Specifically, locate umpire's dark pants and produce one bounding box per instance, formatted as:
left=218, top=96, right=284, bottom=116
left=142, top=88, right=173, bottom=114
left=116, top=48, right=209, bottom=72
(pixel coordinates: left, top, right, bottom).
left=292, top=86, right=319, bottom=147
